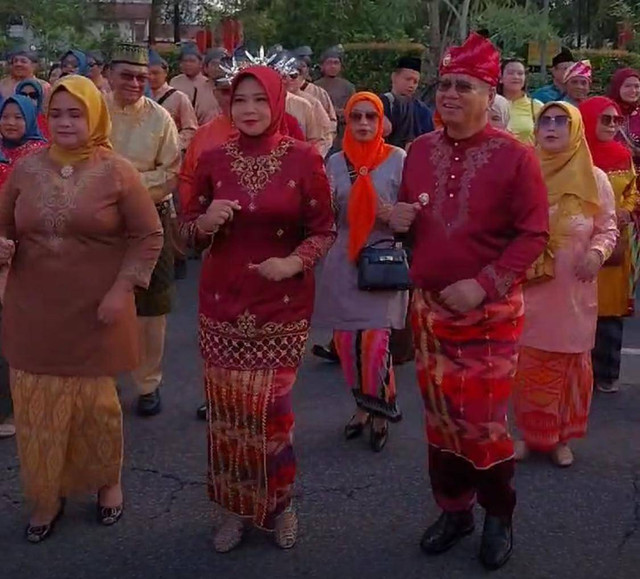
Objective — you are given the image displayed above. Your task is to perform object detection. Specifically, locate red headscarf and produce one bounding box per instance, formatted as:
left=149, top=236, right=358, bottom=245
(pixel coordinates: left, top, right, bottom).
left=230, top=65, right=286, bottom=149
left=439, top=32, right=501, bottom=87
left=607, top=68, right=640, bottom=115
left=343, top=92, right=394, bottom=261
left=579, top=96, right=632, bottom=172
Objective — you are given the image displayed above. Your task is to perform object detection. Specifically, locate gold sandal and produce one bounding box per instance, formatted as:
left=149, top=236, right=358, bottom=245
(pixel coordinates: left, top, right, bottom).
left=213, top=517, right=245, bottom=553
left=274, top=509, right=298, bottom=549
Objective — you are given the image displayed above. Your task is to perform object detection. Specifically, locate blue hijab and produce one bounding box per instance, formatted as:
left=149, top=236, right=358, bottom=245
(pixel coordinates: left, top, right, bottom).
left=15, top=79, right=44, bottom=114
left=61, top=49, right=89, bottom=76
left=0, top=95, right=46, bottom=147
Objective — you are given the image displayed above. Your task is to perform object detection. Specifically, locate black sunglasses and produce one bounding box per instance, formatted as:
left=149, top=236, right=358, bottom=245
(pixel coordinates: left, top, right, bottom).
left=437, top=79, right=476, bottom=94
left=600, top=114, right=624, bottom=127
left=538, top=115, right=571, bottom=129
left=349, top=111, right=379, bottom=122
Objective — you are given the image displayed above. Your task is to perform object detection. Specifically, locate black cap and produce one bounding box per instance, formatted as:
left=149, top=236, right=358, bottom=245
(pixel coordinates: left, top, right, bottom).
left=7, top=43, right=38, bottom=63
left=320, top=45, right=344, bottom=62
left=293, top=45, right=313, bottom=58
left=396, top=56, right=421, bottom=73
left=552, top=47, right=574, bottom=68
left=205, top=47, right=228, bottom=65
left=87, top=51, right=105, bottom=65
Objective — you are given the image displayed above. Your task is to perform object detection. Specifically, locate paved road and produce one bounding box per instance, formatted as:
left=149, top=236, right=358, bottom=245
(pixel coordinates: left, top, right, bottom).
left=2, top=264, right=640, bottom=579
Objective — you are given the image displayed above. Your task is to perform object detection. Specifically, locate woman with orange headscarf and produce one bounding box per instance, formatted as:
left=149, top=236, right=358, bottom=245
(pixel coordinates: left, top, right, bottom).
left=315, top=92, right=408, bottom=452
left=0, top=75, right=163, bottom=542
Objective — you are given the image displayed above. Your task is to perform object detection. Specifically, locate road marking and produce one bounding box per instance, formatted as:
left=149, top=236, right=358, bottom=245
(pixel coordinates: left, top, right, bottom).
left=622, top=348, right=640, bottom=356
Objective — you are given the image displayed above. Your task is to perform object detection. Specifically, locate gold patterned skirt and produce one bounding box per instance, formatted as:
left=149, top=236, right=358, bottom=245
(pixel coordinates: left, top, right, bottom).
left=10, top=370, right=123, bottom=513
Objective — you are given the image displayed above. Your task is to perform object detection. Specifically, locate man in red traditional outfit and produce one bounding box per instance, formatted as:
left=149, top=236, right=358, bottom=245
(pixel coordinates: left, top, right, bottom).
left=390, top=33, right=549, bottom=570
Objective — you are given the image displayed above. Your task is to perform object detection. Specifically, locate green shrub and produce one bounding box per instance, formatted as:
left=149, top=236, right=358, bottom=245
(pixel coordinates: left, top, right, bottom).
left=339, top=42, right=426, bottom=94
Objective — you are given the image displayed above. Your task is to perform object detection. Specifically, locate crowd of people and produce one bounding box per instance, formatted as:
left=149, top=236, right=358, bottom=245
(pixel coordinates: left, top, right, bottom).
left=0, top=30, right=638, bottom=572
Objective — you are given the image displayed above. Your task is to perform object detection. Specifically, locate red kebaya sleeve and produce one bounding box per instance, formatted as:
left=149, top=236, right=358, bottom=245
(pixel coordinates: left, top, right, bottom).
left=179, top=149, right=215, bottom=251
left=290, top=148, right=336, bottom=270
left=475, top=148, right=550, bottom=300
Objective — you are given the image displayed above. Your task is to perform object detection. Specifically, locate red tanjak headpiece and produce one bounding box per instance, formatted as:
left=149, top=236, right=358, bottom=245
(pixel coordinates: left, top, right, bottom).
left=439, top=32, right=501, bottom=87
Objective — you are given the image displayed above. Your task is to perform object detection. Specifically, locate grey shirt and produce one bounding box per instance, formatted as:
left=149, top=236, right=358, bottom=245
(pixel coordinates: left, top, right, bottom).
left=313, top=148, right=409, bottom=331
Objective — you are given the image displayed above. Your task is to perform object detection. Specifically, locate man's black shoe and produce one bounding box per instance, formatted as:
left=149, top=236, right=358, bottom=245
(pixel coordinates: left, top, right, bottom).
left=420, top=510, right=475, bottom=555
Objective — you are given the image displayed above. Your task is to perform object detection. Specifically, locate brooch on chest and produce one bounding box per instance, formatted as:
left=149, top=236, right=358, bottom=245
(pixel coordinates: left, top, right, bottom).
left=60, top=165, right=74, bottom=179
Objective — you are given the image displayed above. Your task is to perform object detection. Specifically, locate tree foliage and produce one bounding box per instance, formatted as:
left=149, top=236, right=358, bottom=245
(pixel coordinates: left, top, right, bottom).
left=475, top=2, right=557, bottom=56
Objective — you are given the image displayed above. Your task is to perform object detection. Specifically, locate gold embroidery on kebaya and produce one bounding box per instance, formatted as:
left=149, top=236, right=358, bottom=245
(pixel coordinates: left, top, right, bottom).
left=25, top=154, right=110, bottom=251
left=224, top=138, right=293, bottom=210
left=199, top=311, right=309, bottom=370
left=291, top=234, right=335, bottom=271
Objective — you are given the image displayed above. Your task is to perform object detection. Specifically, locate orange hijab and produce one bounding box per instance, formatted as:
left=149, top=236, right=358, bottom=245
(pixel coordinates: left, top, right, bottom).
left=343, top=92, right=394, bottom=262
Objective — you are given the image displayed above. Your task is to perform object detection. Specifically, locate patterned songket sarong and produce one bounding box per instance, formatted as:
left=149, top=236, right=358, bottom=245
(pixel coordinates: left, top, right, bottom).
left=10, top=371, right=123, bottom=513
left=513, top=347, right=593, bottom=451
left=205, top=365, right=296, bottom=530
left=411, top=288, right=524, bottom=470
left=333, top=329, right=401, bottom=421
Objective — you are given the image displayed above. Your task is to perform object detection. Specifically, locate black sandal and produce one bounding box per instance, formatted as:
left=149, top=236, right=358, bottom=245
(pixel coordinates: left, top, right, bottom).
left=344, top=414, right=370, bottom=440
left=97, top=502, right=124, bottom=526
left=25, top=499, right=66, bottom=544
left=370, top=422, right=389, bottom=453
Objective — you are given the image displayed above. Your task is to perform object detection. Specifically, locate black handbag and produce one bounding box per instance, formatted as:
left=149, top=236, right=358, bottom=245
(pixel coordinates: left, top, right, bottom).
left=357, top=238, right=412, bottom=291
left=342, top=155, right=412, bottom=292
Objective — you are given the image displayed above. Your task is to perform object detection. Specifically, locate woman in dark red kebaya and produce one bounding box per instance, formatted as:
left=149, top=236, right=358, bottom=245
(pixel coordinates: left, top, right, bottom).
left=180, top=65, right=335, bottom=553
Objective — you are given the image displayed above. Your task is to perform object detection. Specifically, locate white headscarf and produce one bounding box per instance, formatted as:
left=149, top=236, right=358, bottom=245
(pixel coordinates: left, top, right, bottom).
left=489, top=94, right=511, bottom=130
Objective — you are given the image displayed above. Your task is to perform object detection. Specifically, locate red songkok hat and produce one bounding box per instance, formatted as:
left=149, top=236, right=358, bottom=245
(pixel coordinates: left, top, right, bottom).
left=439, top=32, right=501, bottom=87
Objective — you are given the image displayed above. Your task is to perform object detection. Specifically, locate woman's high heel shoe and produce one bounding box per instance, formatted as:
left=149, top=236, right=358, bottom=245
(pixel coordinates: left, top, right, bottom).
left=344, top=414, right=370, bottom=440
left=25, top=499, right=66, bottom=544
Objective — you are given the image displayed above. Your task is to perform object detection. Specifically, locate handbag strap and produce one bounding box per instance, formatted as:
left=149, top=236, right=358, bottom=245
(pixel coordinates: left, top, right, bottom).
left=344, top=155, right=358, bottom=184
left=157, top=88, right=178, bottom=106
left=366, top=238, right=398, bottom=249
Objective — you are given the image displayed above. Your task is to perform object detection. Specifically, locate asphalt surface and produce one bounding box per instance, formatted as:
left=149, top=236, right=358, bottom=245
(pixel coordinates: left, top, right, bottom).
left=2, top=264, right=640, bottom=579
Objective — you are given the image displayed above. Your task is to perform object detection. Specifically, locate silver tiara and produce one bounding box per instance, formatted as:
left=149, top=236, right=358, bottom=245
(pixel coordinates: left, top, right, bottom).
left=217, top=46, right=299, bottom=85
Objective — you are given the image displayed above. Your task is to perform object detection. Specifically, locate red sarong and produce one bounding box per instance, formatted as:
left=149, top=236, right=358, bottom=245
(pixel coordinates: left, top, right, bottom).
left=412, top=288, right=524, bottom=470
left=513, top=346, right=593, bottom=451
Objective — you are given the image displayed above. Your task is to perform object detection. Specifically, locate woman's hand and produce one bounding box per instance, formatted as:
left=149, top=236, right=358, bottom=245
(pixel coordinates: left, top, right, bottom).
left=575, top=249, right=603, bottom=282
left=249, top=256, right=303, bottom=282
left=0, top=237, right=15, bottom=265
left=198, top=199, right=242, bottom=233
left=98, top=280, right=133, bottom=325
left=376, top=202, right=393, bottom=224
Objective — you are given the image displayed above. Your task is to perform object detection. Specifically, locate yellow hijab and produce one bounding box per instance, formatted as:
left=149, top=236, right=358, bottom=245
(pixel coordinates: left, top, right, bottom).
left=48, top=75, right=112, bottom=165
left=536, top=101, right=600, bottom=216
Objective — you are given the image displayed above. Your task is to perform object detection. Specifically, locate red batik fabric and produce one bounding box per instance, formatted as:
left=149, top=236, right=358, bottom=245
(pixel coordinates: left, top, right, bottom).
left=411, top=288, right=524, bottom=470
left=205, top=365, right=296, bottom=530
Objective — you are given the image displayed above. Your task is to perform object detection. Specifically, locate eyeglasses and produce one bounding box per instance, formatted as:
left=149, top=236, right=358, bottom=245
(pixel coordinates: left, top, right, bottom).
left=538, top=115, right=571, bottom=129
left=288, top=73, right=300, bottom=80
left=436, top=79, right=476, bottom=94
left=349, top=111, right=379, bottom=122
left=118, top=72, right=149, bottom=84
left=600, top=114, right=624, bottom=127
left=21, top=91, right=38, bottom=100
